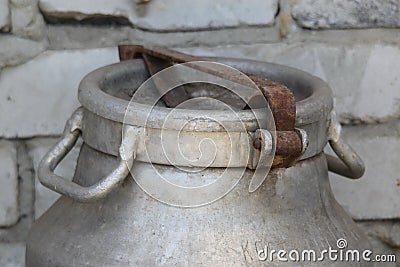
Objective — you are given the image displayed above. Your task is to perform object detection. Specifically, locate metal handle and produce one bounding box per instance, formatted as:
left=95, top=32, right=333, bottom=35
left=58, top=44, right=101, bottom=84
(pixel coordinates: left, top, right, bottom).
left=38, top=108, right=140, bottom=202
left=326, top=112, right=365, bottom=179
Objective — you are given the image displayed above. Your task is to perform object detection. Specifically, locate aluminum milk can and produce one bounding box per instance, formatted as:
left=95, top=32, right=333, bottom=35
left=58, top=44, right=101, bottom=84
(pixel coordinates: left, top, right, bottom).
left=26, top=50, right=372, bottom=266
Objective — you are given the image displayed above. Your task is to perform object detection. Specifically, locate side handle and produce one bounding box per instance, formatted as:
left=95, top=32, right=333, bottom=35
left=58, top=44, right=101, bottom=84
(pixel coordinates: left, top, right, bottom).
left=326, top=111, right=365, bottom=179
left=38, top=108, right=140, bottom=202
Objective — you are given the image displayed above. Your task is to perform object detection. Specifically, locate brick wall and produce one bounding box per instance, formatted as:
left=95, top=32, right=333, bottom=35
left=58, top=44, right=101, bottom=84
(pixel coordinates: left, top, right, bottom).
left=0, top=0, right=399, bottom=265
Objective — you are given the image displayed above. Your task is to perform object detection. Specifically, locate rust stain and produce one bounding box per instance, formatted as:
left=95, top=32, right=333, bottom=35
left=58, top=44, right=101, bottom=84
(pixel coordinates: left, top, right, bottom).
left=247, top=74, right=296, bottom=131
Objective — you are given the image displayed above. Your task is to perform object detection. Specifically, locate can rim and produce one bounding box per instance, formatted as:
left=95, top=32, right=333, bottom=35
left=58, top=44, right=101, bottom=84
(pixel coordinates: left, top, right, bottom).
left=78, top=58, right=333, bottom=131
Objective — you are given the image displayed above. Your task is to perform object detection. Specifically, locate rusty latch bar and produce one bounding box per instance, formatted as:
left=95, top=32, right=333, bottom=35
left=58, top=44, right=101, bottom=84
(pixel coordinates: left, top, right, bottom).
left=118, top=45, right=304, bottom=168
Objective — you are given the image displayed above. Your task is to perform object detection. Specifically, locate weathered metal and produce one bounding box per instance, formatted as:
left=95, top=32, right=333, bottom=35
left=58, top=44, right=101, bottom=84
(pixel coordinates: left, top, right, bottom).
left=141, top=54, right=190, bottom=108
left=326, top=111, right=365, bottom=179
left=246, top=74, right=296, bottom=131
left=38, top=107, right=141, bottom=201
left=119, top=45, right=301, bottom=167
left=27, top=57, right=370, bottom=266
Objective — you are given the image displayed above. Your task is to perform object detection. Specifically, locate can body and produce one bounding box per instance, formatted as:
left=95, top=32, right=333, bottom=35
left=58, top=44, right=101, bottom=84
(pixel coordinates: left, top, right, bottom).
left=27, top=145, right=371, bottom=266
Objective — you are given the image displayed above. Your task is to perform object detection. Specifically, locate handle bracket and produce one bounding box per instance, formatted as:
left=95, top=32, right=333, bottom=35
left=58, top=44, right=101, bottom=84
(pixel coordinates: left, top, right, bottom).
left=38, top=107, right=140, bottom=202
left=326, top=111, right=365, bottom=179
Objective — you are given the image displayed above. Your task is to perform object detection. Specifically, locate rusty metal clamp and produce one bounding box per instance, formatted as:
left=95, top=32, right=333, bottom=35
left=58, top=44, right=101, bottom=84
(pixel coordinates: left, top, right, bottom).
left=119, top=45, right=305, bottom=168
left=326, top=111, right=365, bottom=179
left=38, top=107, right=140, bottom=202
left=249, top=128, right=308, bottom=192
left=252, top=128, right=308, bottom=168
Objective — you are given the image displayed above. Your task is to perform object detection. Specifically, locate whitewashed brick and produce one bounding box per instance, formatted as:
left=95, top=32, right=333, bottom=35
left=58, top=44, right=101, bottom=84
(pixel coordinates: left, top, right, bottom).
left=0, top=242, right=25, bottom=267
left=39, top=0, right=278, bottom=31
left=0, top=35, right=46, bottom=69
left=0, top=47, right=119, bottom=138
left=27, top=138, right=81, bottom=219
left=0, top=0, right=10, bottom=32
left=0, top=141, right=18, bottom=227
left=357, top=221, right=399, bottom=266
left=10, top=0, right=46, bottom=41
left=328, top=121, right=400, bottom=220
left=292, top=0, right=400, bottom=29
left=180, top=43, right=400, bottom=123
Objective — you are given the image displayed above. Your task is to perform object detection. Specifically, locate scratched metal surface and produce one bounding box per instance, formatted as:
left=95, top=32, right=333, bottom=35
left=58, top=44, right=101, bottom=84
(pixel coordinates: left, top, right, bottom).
left=27, top=147, right=371, bottom=266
